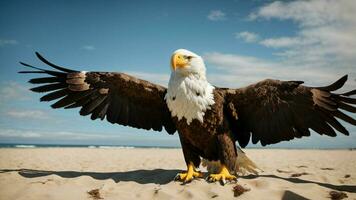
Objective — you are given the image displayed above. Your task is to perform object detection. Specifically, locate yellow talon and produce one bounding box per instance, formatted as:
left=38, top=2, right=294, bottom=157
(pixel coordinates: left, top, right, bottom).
left=207, top=164, right=237, bottom=185
left=174, top=162, right=203, bottom=183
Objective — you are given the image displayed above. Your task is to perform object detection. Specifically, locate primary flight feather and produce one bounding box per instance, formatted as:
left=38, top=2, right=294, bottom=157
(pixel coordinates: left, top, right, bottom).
left=20, top=49, right=356, bottom=184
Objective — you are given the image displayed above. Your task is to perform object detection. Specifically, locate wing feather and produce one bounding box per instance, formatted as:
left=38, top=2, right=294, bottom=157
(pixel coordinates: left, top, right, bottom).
left=40, top=88, right=68, bottom=101
left=20, top=52, right=176, bottom=134
left=30, top=83, right=67, bottom=92
left=223, top=75, right=355, bottom=147
left=29, top=77, right=65, bottom=84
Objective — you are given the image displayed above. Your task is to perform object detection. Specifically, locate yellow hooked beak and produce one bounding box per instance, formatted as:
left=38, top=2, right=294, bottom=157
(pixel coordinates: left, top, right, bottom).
left=171, top=53, right=188, bottom=71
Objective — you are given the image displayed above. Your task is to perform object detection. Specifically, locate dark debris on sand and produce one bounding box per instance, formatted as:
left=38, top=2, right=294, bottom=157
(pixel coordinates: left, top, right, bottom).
left=232, top=184, right=250, bottom=197
left=329, top=191, right=348, bottom=200
left=321, top=167, right=334, bottom=170
left=296, top=165, right=308, bottom=168
left=344, top=174, right=350, bottom=178
left=88, top=189, right=103, bottom=200
left=154, top=186, right=161, bottom=194
left=290, top=172, right=310, bottom=177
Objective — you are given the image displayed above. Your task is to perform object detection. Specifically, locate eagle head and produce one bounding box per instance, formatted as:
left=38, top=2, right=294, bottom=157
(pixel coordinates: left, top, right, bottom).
left=170, top=49, right=206, bottom=77
left=166, top=49, right=214, bottom=124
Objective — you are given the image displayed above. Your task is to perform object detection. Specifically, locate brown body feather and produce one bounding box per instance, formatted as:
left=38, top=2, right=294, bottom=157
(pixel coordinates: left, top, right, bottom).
left=174, top=90, right=238, bottom=171
left=20, top=53, right=356, bottom=173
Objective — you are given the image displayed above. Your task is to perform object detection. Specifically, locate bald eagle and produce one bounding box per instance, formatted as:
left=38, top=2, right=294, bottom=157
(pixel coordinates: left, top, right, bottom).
left=20, top=49, right=355, bottom=184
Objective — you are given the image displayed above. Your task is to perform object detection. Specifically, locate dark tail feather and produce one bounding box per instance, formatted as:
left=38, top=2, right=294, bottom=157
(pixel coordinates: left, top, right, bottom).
left=35, top=52, right=76, bottom=73
left=316, top=75, right=348, bottom=91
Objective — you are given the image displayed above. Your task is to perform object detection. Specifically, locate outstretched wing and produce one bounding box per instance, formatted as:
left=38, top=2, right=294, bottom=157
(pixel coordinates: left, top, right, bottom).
left=223, top=75, right=355, bottom=147
left=19, top=52, right=176, bottom=134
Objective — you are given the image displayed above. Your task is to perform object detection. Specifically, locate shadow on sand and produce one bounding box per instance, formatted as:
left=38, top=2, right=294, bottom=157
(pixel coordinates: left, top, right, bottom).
left=241, top=174, right=356, bottom=193
left=281, top=190, right=309, bottom=200
left=1, top=168, right=356, bottom=192
left=0, top=168, right=181, bottom=185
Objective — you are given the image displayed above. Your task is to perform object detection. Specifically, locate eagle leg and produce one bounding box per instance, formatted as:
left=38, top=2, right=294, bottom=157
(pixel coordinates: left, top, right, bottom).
left=174, top=162, right=203, bottom=183
left=206, top=164, right=237, bottom=185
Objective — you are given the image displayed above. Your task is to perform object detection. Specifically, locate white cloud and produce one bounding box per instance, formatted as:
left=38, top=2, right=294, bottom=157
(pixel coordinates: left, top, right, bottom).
left=235, top=31, right=260, bottom=43
left=0, top=81, right=29, bottom=103
left=0, top=129, right=41, bottom=138
left=248, top=0, right=355, bottom=27
left=207, top=10, right=226, bottom=21
left=0, top=39, right=18, bottom=46
left=248, top=0, right=356, bottom=68
left=0, top=129, right=122, bottom=140
left=260, top=37, right=304, bottom=48
left=204, top=52, right=356, bottom=91
left=6, top=110, right=50, bottom=120
left=81, top=45, right=96, bottom=51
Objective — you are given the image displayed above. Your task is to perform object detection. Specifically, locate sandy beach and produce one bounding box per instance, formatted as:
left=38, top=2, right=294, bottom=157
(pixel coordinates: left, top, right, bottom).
left=0, top=148, right=355, bottom=200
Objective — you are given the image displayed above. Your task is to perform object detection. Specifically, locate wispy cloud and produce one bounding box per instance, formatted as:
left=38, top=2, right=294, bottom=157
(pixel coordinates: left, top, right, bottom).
left=260, top=37, right=305, bottom=48
left=0, top=128, right=180, bottom=146
left=81, top=45, right=96, bottom=51
left=0, top=129, right=41, bottom=138
left=0, top=129, right=122, bottom=140
left=0, top=39, right=18, bottom=46
left=249, top=0, right=356, bottom=67
left=204, top=52, right=355, bottom=91
left=0, top=81, right=29, bottom=103
left=235, top=31, right=260, bottom=43
left=248, top=0, right=355, bottom=27
left=6, top=110, right=50, bottom=120
left=205, top=0, right=356, bottom=90
left=207, top=10, right=226, bottom=21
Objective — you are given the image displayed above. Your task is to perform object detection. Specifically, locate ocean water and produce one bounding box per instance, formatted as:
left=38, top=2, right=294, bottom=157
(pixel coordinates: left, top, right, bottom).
left=0, top=143, right=354, bottom=150
left=0, top=143, right=180, bottom=149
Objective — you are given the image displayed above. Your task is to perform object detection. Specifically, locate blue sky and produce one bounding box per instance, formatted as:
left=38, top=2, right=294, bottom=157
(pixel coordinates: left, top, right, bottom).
left=0, top=0, right=355, bottom=148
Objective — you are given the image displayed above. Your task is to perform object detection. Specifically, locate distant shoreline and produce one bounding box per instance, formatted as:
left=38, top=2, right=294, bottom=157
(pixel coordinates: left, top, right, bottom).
left=0, top=143, right=355, bottom=150
left=0, top=143, right=180, bottom=149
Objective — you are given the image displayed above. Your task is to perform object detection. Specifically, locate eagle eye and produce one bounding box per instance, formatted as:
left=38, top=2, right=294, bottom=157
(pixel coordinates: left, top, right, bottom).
left=185, top=55, right=193, bottom=60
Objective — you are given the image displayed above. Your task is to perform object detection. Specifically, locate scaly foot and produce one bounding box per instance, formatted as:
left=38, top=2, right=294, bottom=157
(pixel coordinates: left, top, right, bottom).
left=174, top=162, right=203, bottom=183
left=207, top=164, right=237, bottom=185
